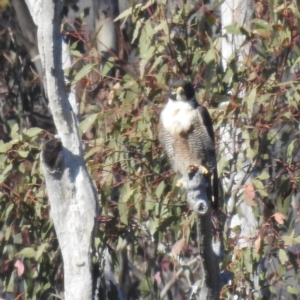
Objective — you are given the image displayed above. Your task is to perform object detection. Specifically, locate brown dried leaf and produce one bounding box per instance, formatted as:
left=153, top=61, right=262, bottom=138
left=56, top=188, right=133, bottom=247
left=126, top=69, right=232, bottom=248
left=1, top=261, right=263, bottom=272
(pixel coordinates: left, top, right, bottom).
left=21, top=229, right=30, bottom=246
left=273, top=213, right=285, bottom=224
left=171, top=238, right=185, bottom=256
left=244, top=184, right=257, bottom=206
left=108, top=82, right=121, bottom=105
left=254, top=236, right=261, bottom=252
left=244, top=184, right=255, bottom=200
left=153, top=271, right=162, bottom=285
left=113, top=82, right=121, bottom=90
left=108, top=90, right=114, bottom=105
left=14, top=259, right=25, bottom=276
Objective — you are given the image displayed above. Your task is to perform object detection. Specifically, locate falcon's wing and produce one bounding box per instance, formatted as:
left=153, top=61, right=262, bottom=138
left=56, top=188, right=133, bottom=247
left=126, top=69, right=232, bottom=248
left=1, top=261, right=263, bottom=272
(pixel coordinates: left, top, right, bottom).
left=197, top=105, right=215, bottom=143
left=195, top=105, right=219, bottom=209
left=158, top=120, right=174, bottom=161
left=187, top=105, right=216, bottom=171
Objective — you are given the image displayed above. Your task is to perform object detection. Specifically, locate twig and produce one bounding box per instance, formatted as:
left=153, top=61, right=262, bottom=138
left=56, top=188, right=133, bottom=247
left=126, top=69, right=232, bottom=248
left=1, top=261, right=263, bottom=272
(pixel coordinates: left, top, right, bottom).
left=160, top=257, right=200, bottom=299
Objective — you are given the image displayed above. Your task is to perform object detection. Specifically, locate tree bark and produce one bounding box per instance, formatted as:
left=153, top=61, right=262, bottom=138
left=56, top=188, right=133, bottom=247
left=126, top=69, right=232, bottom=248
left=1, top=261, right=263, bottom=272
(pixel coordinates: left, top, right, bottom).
left=183, top=171, right=220, bottom=299
left=24, top=1, right=99, bottom=299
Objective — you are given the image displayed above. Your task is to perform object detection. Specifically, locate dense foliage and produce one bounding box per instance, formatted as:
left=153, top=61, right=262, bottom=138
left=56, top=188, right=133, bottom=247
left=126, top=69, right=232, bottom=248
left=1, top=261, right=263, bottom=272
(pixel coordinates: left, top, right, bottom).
left=1, top=0, right=300, bottom=299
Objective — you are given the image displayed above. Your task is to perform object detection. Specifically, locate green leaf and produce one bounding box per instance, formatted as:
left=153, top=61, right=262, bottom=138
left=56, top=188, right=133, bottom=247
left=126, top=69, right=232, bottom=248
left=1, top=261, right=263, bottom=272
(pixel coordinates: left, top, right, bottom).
left=79, top=113, right=99, bottom=134
left=19, top=150, right=29, bottom=158
left=269, top=285, right=276, bottom=294
left=0, top=164, right=13, bottom=184
left=225, top=24, right=245, bottom=35
left=257, top=189, right=268, bottom=197
left=69, top=40, right=79, bottom=50
left=84, top=145, right=102, bottom=160
left=23, top=127, right=43, bottom=138
left=246, top=147, right=256, bottom=160
left=277, top=264, right=286, bottom=277
left=253, top=179, right=268, bottom=197
left=6, top=272, right=15, bottom=293
left=282, top=235, right=293, bottom=246
left=41, top=282, right=51, bottom=292
left=252, top=19, right=273, bottom=30
left=154, top=20, right=169, bottom=35
left=4, top=226, right=11, bottom=241
left=36, top=243, right=48, bottom=261
left=41, top=220, right=53, bottom=240
left=118, top=183, right=135, bottom=225
left=114, top=6, right=135, bottom=22
left=145, top=194, right=155, bottom=211
left=0, top=0, right=10, bottom=9
left=256, top=171, right=270, bottom=180
left=140, top=278, right=151, bottom=293
left=132, top=18, right=144, bottom=43
left=74, top=64, right=94, bottom=82
left=18, top=163, right=25, bottom=173
left=69, top=49, right=83, bottom=58
left=11, top=123, right=19, bottom=139
left=18, top=247, right=36, bottom=259
left=102, top=56, right=115, bottom=76
left=245, top=88, right=256, bottom=116
left=253, top=179, right=264, bottom=190
left=13, top=233, right=22, bottom=244
left=203, top=49, right=215, bottom=64
left=243, top=249, right=253, bottom=273
left=148, top=55, right=163, bottom=74
left=278, top=249, right=288, bottom=264
left=287, top=140, right=296, bottom=164
left=120, top=183, right=135, bottom=203
left=0, top=141, right=13, bottom=153
left=142, top=0, right=155, bottom=10
left=3, top=203, right=14, bottom=220
left=155, top=181, right=165, bottom=199
left=287, top=285, right=298, bottom=295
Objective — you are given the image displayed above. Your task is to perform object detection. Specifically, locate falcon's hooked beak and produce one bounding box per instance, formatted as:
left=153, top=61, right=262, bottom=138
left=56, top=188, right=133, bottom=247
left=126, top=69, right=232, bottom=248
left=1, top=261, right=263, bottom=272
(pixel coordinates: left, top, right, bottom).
left=176, top=87, right=184, bottom=96
left=170, top=86, right=186, bottom=101
left=168, top=80, right=195, bottom=102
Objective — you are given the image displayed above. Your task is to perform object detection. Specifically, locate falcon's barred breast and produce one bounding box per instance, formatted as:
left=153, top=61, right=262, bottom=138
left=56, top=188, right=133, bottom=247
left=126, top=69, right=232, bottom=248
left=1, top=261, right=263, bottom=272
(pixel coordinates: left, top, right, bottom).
left=158, top=79, right=218, bottom=207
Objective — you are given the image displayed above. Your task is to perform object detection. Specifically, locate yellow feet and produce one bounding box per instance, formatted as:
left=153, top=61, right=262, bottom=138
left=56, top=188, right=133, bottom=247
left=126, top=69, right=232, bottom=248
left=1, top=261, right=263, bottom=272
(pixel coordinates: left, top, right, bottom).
left=187, top=164, right=208, bottom=174
left=200, top=166, right=209, bottom=174
left=176, top=178, right=184, bottom=187
left=187, top=164, right=198, bottom=174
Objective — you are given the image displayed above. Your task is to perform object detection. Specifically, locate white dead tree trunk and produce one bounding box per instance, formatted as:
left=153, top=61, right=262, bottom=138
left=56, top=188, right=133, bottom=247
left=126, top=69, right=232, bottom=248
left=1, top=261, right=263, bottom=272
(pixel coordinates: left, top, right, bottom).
left=220, top=0, right=262, bottom=296
left=221, top=0, right=252, bottom=68
left=24, top=1, right=99, bottom=299
left=220, top=0, right=257, bottom=245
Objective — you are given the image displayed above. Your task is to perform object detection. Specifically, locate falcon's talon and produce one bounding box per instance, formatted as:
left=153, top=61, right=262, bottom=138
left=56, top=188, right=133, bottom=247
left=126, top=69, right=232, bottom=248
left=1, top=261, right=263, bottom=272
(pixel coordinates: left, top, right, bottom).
left=187, top=164, right=199, bottom=174
left=176, top=178, right=184, bottom=187
left=200, top=166, right=209, bottom=174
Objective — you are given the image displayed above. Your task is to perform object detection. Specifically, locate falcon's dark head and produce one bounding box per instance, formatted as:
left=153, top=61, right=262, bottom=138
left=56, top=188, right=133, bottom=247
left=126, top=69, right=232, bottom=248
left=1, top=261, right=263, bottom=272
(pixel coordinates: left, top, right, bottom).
left=168, top=79, right=195, bottom=102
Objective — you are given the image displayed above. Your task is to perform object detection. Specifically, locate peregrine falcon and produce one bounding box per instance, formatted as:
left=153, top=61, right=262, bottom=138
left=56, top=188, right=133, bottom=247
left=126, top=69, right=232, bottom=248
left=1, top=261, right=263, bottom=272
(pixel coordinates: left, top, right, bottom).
left=158, top=79, right=218, bottom=208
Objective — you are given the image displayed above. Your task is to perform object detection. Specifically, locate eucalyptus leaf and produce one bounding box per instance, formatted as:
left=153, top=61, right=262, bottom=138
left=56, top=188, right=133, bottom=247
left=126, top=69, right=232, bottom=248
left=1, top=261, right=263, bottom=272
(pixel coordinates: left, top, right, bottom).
left=18, top=247, right=36, bottom=259
left=74, top=64, right=94, bottom=83
left=23, top=127, right=43, bottom=138
left=79, top=113, right=99, bottom=134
